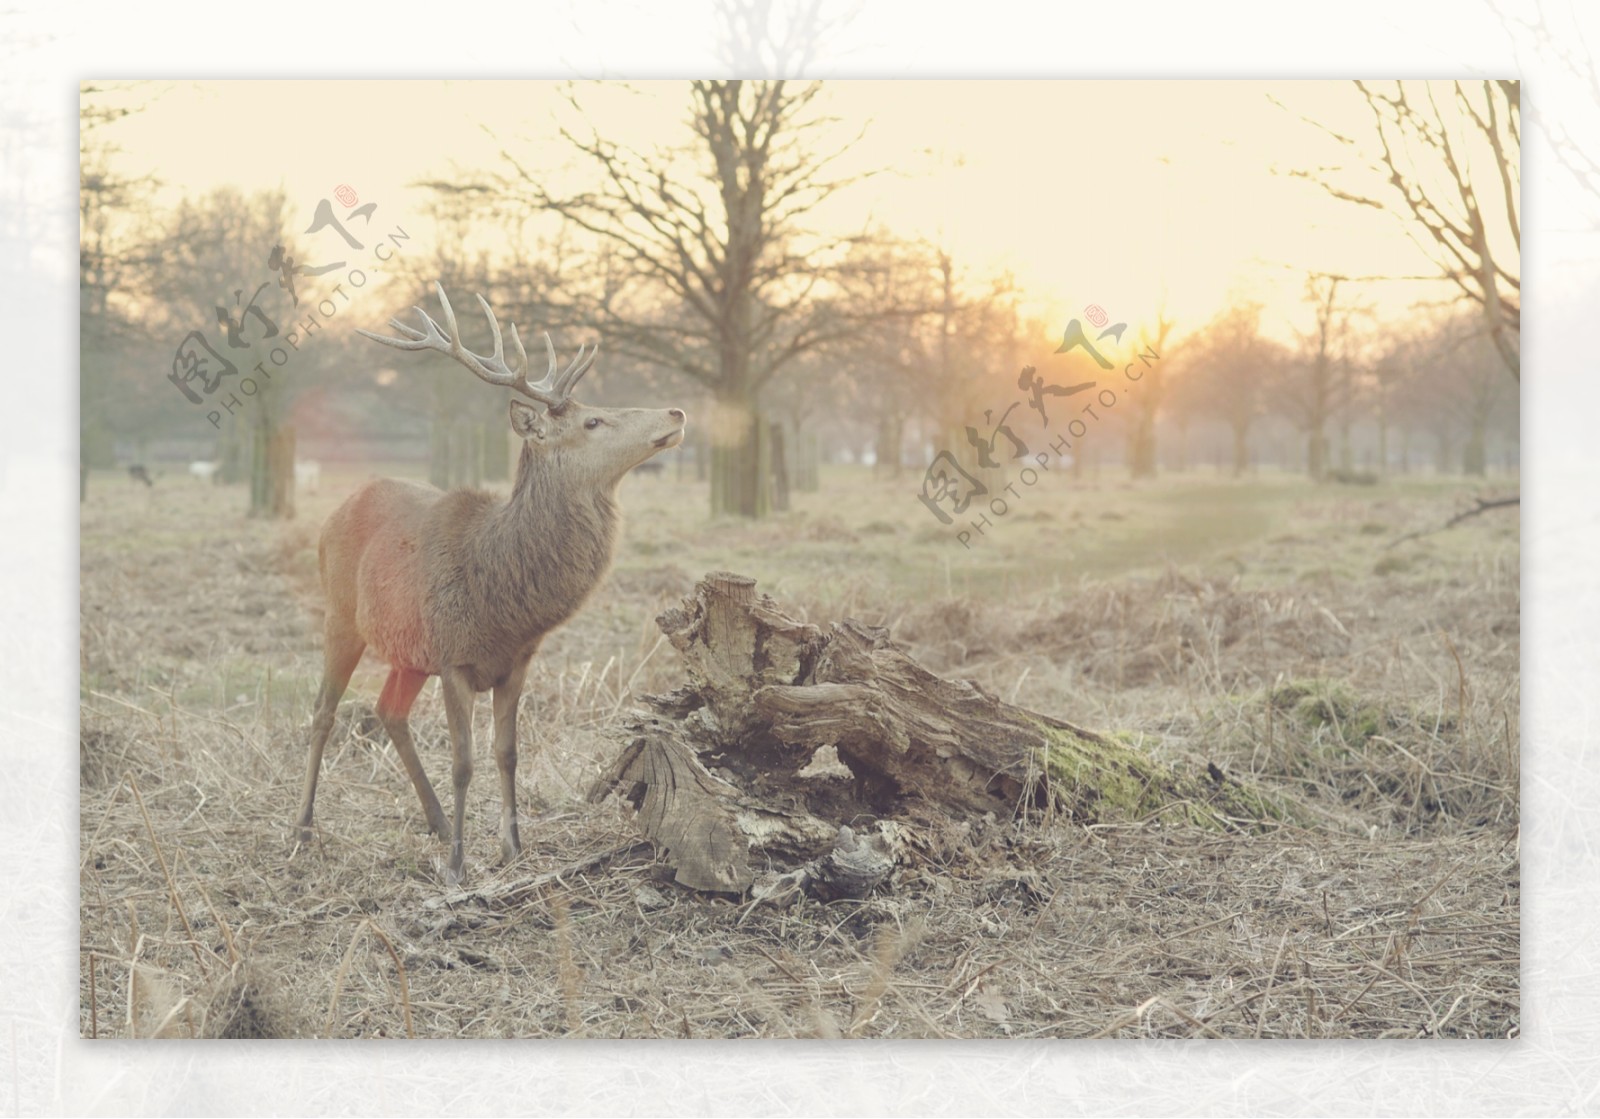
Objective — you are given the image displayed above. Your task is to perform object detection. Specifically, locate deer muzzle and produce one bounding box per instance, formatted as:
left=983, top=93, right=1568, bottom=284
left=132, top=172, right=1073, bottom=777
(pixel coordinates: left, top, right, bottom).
left=653, top=409, right=687, bottom=449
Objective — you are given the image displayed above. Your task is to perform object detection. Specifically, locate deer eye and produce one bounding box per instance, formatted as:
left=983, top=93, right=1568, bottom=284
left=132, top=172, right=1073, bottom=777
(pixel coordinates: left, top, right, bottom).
left=584, top=417, right=602, bottom=430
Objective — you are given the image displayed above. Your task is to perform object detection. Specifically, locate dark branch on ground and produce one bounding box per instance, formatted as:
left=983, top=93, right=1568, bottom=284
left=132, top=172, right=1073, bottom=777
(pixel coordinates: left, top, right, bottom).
left=1386, top=495, right=1520, bottom=549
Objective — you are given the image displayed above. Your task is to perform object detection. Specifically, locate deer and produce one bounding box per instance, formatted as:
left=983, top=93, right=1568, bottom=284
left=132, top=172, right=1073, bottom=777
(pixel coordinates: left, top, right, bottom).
left=295, top=283, right=686, bottom=883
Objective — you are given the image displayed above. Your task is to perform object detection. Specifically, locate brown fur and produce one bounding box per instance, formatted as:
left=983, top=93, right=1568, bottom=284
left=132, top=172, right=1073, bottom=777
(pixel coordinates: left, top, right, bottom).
left=297, top=396, right=685, bottom=881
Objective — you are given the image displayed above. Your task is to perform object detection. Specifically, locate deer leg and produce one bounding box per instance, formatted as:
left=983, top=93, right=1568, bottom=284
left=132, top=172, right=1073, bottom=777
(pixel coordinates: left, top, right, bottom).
left=438, top=667, right=476, bottom=885
left=491, top=657, right=532, bottom=865
left=296, top=627, right=365, bottom=842
left=375, top=667, right=447, bottom=839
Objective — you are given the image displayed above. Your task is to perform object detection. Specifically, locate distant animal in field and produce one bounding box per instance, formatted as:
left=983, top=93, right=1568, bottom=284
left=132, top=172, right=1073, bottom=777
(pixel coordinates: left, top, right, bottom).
left=189, top=461, right=221, bottom=484
left=295, top=283, right=687, bottom=882
left=1327, top=469, right=1379, bottom=486
left=294, top=460, right=321, bottom=494
left=127, top=464, right=154, bottom=487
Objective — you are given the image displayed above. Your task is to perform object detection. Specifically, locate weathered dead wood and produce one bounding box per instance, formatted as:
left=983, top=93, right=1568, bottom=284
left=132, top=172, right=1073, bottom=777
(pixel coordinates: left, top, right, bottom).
left=592, top=572, right=1293, bottom=898
left=590, top=718, right=838, bottom=892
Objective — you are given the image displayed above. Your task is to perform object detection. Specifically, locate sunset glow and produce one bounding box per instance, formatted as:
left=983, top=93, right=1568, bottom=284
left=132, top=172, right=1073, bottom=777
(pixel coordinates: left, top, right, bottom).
left=96, top=79, right=1500, bottom=344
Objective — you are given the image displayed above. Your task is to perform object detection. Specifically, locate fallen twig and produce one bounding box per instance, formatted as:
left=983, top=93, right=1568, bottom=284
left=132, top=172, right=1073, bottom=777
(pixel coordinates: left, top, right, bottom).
left=1386, top=495, right=1519, bottom=549
left=423, top=842, right=651, bottom=910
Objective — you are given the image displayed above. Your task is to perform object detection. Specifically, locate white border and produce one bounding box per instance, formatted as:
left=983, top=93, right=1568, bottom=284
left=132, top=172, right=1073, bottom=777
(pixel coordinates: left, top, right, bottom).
left=3, top=1, right=1590, bottom=1114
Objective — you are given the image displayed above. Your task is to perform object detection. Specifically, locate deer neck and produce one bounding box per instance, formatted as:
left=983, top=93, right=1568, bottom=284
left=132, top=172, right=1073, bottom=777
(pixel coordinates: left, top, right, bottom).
left=485, top=443, right=620, bottom=630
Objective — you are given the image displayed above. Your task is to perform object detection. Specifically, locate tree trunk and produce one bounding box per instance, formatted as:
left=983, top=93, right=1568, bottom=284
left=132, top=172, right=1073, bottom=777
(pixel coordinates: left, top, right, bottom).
left=249, top=418, right=268, bottom=512
left=799, top=428, right=821, bottom=491
left=428, top=420, right=451, bottom=490
left=875, top=415, right=903, bottom=481
left=451, top=420, right=469, bottom=489
left=769, top=421, right=790, bottom=512
left=1129, top=408, right=1157, bottom=480
left=271, top=425, right=295, bottom=518
left=482, top=415, right=510, bottom=483
left=79, top=335, right=117, bottom=500
left=591, top=572, right=1296, bottom=899
left=1463, top=426, right=1487, bottom=476
left=462, top=417, right=484, bottom=489
left=1307, top=426, right=1327, bottom=481
left=430, top=366, right=458, bottom=490
left=1231, top=421, right=1250, bottom=477
left=249, top=413, right=295, bottom=519
left=1337, top=359, right=1354, bottom=474
left=710, top=394, right=769, bottom=518
left=1463, top=391, right=1492, bottom=477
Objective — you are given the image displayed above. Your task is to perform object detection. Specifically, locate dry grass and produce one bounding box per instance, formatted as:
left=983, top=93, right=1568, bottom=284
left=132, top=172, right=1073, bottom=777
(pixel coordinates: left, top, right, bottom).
left=78, top=463, right=1519, bottom=1038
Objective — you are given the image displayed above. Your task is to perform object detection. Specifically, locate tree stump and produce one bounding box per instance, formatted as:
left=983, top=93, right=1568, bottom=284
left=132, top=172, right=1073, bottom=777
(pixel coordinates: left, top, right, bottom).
left=590, top=572, right=1291, bottom=899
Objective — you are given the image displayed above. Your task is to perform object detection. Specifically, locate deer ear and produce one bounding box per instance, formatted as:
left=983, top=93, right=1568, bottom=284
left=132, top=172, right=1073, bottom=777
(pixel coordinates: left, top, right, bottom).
left=509, top=399, right=546, bottom=441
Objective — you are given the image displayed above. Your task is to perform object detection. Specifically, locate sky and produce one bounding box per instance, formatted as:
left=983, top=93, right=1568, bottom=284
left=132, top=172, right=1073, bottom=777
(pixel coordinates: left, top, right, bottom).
left=89, top=79, right=1508, bottom=346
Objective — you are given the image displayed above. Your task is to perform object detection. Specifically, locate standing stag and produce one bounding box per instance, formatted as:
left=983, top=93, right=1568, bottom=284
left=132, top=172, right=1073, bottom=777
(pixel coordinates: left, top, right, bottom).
left=296, top=283, right=686, bottom=882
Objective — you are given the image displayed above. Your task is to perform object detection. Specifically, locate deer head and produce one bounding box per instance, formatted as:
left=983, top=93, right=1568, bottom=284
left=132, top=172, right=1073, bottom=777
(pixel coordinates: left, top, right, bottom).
left=358, top=283, right=686, bottom=488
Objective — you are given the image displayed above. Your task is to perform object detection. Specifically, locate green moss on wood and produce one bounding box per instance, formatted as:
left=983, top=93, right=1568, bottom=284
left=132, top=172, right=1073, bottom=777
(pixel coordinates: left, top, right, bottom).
left=1030, top=717, right=1296, bottom=832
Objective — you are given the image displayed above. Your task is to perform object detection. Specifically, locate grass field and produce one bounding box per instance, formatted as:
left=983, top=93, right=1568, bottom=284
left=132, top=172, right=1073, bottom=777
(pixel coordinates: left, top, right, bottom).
left=79, top=459, right=1520, bottom=1039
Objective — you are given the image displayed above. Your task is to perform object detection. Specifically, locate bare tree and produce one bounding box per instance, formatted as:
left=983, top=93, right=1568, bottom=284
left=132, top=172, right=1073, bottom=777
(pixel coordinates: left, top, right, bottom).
left=714, top=0, right=840, bottom=76
left=384, top=202, right=508, bottom=490
left=1125, top=306, right=1175, bottom=479
left=1391, top=312, right=1515, bottom=477
left=1291, top=80, right=1520, bottom=380
left=79, top=84, right=158, bottom=500
left=1494, top=2, right=1600, bottom=221
left=918, top=252, right=1030, bottom=491
left=1276, top=275, right=1363, bottom=480
left=824, top=237, right=946, bottom=481
left=463, top=78, right=870, bottom=517
left=1175, top=301, right=1283, bottom=477
left=149, top=188, right=303, bottom=517
left=1369, top=336, right=1413, bottom=474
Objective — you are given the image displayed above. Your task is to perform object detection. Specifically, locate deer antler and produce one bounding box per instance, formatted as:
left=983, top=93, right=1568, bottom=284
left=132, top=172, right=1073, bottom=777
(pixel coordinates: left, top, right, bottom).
left=357, top=282, right=597, bottom=411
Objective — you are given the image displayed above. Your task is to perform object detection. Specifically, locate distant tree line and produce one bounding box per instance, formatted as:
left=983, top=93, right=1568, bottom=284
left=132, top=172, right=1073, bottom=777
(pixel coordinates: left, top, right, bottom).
left=80, top=73, right=1519, bottom=520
